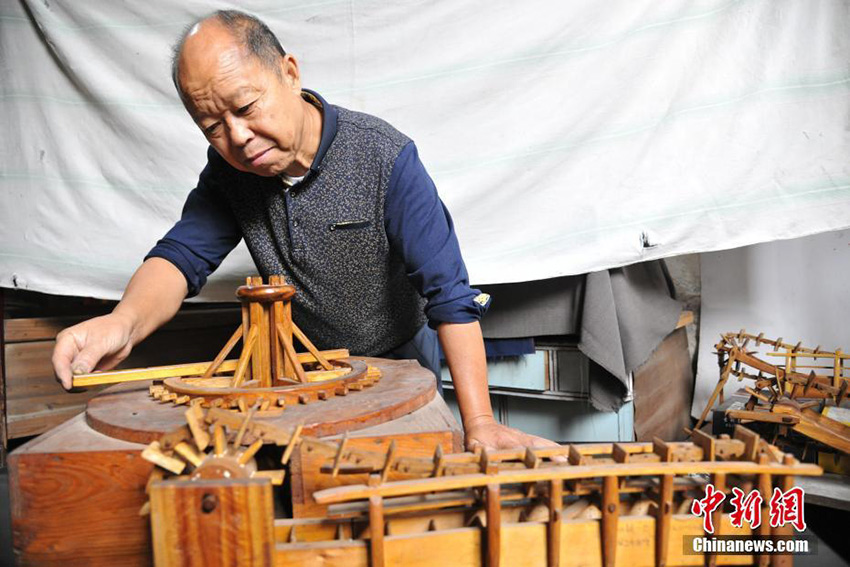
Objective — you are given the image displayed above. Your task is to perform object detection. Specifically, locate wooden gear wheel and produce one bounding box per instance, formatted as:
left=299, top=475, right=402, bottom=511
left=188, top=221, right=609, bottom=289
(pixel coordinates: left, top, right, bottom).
left=146, top=275, right=382, bottom=409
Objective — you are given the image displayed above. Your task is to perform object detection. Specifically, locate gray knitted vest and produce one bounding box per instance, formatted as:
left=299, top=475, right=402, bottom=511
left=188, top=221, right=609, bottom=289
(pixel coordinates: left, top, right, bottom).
left=213, top=107, right=428, bottom=355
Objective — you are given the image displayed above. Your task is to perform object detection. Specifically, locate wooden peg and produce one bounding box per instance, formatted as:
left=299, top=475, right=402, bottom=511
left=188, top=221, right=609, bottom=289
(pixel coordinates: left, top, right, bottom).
left=233, top=406, right=257, bottom=447
left=237, top=439, right=264, bottom=465
left=480, top=447, right=497, bottom=475
left=331, top=433, right=350, bottom=478
left=432, top=444, right=445, bottom=477
left=213, top=424, right=226, bottom=457
left=281, top=424, right=303, bottom=465
left=380, top=440, right=397, bottom=483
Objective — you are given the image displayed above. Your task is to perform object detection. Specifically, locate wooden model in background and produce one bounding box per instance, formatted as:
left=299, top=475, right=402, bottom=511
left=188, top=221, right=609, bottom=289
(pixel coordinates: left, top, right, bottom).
left=693, top=331, right=850, bottom=456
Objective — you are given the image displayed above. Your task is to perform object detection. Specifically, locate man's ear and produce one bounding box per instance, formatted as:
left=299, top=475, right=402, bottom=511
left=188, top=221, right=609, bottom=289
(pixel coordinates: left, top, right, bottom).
left=280, top=54, right=301, bottom=90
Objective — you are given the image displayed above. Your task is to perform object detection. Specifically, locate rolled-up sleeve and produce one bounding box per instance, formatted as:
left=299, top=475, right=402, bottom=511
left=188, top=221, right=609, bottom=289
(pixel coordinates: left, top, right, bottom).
left=384, top=142, right=491, bottom=328
left=145, top=151, right=242, bottom=297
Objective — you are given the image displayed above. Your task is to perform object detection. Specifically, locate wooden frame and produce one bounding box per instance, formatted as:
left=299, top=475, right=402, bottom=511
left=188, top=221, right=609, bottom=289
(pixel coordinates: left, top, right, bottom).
left=143, top=412, right=820, bottom=567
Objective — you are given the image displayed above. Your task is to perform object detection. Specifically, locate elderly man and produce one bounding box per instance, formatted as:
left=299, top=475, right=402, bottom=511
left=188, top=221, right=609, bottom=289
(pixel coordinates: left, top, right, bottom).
left=52, top=10, right=556, bottom=452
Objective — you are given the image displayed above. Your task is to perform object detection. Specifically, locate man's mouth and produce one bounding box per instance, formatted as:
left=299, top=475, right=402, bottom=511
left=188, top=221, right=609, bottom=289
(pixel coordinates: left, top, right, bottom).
left=246, top=148, right=272, bottom=166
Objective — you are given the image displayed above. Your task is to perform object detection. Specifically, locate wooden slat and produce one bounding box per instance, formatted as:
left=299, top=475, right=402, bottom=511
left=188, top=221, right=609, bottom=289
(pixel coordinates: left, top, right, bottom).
left=314, top=461, right=821, bottom=505
left=150, top=479, right=274, bottom=567
left=486, top=483, right=501, bottom=567
left=547, top=480, right=562, bottom=567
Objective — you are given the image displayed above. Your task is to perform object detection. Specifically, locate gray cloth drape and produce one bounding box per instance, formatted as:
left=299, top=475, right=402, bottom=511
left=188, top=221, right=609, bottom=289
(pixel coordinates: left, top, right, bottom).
left=479, top=261, right=681, bottom=411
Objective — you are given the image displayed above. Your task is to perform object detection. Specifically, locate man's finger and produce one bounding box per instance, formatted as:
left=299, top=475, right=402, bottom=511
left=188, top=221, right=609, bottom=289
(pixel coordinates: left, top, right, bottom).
left=52, top=331, right=81, bottom=390
left=70, top=340, right=113, bottom=379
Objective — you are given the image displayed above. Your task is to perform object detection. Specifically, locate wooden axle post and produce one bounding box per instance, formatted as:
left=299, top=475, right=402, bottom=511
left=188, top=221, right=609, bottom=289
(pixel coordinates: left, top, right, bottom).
left=369, top=495, right=386, bottom=567
left=601, top=475, right=620, bottom=567
left=485, top=483, right=501, bottom=567
left=548, top=479, right=562, bottom=567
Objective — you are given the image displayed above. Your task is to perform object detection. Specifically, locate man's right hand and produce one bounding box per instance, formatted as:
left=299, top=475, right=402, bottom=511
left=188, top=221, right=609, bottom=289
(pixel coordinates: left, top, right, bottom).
left=52, top=312, right=136, bottom=390
left=51, top=258, right=190, bottom=390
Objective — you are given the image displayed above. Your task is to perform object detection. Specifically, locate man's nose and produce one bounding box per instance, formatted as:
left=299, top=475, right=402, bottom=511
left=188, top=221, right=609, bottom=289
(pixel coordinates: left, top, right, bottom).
left=227, top=118, right=253, bottom=147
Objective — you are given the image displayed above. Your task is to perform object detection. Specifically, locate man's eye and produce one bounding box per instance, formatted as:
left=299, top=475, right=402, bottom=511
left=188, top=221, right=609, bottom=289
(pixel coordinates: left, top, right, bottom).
left=204, top=123, right=220, bottom=136
left=237, top=102, right=254, bottom=115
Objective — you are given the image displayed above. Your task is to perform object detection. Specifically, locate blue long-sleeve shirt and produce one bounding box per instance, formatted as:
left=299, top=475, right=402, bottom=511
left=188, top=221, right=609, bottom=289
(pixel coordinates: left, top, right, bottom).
left=147, top=90, right=489, bottom=329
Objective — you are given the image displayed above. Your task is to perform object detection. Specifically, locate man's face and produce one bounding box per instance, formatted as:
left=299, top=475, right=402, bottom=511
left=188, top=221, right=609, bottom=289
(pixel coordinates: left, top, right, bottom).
left=178, top=37, right=308, bottom=177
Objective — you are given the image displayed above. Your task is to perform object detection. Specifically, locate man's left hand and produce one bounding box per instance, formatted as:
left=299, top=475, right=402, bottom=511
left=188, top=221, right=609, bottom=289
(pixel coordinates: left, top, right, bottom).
left=464, top=416, right=562, bottom=454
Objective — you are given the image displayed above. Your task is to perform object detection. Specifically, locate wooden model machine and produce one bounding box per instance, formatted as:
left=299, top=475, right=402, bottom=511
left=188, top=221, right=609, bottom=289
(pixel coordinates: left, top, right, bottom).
left=8, top=285, right=822, bottom=566
left=694, top=331, right=850, bottom=459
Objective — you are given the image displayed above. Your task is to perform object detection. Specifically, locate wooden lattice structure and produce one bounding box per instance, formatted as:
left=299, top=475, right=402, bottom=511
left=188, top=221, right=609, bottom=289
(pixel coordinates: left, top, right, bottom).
left=693, top=330, right=850, bottom=455
left=144, top=406, right=821, bottom=566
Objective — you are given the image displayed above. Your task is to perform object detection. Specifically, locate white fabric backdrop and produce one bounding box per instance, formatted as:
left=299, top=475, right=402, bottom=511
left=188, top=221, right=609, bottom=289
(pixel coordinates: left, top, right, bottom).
left=2, top=0, right=850, bottom=300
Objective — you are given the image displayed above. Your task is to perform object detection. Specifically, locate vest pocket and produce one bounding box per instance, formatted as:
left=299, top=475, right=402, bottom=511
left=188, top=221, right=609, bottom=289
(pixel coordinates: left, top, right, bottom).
left=328, top=220, right=371, bottom=231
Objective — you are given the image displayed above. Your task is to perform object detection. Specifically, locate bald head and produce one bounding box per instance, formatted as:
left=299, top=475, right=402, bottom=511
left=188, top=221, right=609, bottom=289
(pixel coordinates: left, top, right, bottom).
left=172, top=10, right=287, bottom=100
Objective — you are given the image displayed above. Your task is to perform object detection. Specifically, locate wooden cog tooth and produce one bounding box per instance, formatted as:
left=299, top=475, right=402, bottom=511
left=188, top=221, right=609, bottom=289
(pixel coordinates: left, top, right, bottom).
left=238, top=439, right=264, bottom=465
left=141, top=441, right=186, bottom=475
left=254, top=469, right=286, bottom=485
left=174, top=441, right=203, bottom=467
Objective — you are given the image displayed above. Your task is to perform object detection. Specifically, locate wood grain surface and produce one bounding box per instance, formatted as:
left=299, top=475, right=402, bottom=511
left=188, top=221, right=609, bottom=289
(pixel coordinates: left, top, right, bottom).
left=86, top=357, right=437, bottom=444
left=150, top=479, right=274, bottom=567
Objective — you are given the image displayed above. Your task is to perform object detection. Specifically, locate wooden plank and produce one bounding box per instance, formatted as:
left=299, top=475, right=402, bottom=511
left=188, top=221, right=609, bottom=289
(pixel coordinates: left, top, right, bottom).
left=9, top=447, right=153, bottom=566
left=274, top=516, right=754, bottom=567
left=0, top=287, right=6, bottom=466
left=633, top=327, right=693, bottom=442
left=4, top=307, right=241, bottom=343
left=150, top=478, right=274, bottom=567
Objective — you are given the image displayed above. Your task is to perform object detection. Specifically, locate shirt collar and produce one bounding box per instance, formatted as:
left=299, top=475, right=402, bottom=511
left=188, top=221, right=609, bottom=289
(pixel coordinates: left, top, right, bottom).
left=301, top=89, right=338, bottom=173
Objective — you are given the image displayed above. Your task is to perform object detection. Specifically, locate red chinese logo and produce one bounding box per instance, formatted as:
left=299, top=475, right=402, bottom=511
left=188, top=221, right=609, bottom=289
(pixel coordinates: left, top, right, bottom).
left=691, top=483, right=726, bottom=533
left=769, top=487, right=806, bottom=532
left=692, top=484, right=806, bottom=533
left=729, top=487, right=763, bottom=529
